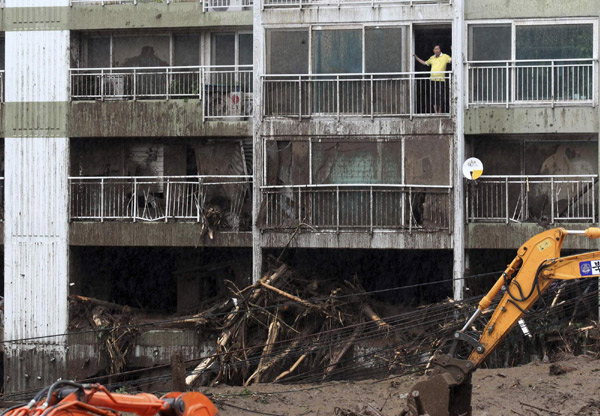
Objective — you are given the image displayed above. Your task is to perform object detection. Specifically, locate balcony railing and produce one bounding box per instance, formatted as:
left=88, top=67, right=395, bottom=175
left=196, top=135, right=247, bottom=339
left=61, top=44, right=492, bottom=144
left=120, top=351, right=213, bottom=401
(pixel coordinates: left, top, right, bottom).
left=467, top=59, right=596, bottom=107
left=263, top=0, right=446, bottom=8
left=70, top=0, right=253, bottom=10
left=262, top=71, right=452, bottom=118
left=70, top=65, right=253, bottom=120
left=261, top=184, right=452, bottom=232
left=466, top=175, right=597, bottom=224
left=69, top=176, right=252, bottom=230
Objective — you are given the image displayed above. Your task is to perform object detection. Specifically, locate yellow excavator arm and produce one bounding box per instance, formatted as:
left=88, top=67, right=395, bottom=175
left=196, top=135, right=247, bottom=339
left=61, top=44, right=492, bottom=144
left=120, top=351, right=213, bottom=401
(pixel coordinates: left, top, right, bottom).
left=403, top=227, right=600, bottom=416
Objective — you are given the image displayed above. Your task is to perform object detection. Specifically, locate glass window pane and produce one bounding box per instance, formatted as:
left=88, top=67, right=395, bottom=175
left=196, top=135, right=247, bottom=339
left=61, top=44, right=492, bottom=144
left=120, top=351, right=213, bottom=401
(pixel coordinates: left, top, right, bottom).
left=313, top=29, right=362, bottom=74
left=239, top=33, right=253, bottom=66
left=516, top=24, right=593, bottom=60
left=87, top=37, right=110, bottom=68
left=113, top=36, right=170, bottom=67
left=174, top=35, right=200, bottom=67
left=469, top=25, right=511, bottom=61
left=267, top=30, right=308, bottom=74
left=212, top=33, right=235, bottom=66
left=365, top=27, right=403, bottom=73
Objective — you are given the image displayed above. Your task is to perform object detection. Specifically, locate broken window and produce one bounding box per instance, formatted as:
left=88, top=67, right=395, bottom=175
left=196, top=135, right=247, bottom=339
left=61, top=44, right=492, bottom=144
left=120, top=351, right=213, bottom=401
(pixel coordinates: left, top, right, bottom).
left=113, top=35, right=170, bottom=67
left=85, top=36, right=111, bottom=68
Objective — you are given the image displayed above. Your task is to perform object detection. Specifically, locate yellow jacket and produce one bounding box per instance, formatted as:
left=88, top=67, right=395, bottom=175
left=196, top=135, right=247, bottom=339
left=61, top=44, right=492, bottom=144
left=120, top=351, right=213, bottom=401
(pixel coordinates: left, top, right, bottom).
left=425, top=53, right=451, bottom=81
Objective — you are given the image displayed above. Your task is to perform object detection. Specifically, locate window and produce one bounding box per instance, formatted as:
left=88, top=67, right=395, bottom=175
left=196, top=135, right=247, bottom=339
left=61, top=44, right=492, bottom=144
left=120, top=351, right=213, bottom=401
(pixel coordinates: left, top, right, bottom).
left=516, top=24, right=593, bottom=60
left=469, top=25, right=511, bottom=61
left=266, top=30, right=309, bottom=74
left=365, top=27, right=403, bottom=73
left=313, top=29, right=362, bottom=74
left=211, top=32, right=253, bottom=67
left=174, top=35, right=200, bottom=67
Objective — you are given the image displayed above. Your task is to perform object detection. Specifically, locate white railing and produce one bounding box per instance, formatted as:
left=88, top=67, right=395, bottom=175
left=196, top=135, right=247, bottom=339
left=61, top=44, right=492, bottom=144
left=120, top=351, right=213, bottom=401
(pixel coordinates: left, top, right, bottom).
left=69, top=0, right=253, bottom=9
left=0, top=71, right=4, bottom=103
left=261, top=184, right=452, bottom=232
left=69, top=176, right=252, bottom=230
left=466, top=175, right=597, bottom=224
left=262, top=71, right=452, bottom=118
left=263, top=0, right=446, bottom=8
left=0, top=177, right=3, bottom=222
left=70, top=65, right=253, bottom=120
left=467, top=59, right=596, bottom=107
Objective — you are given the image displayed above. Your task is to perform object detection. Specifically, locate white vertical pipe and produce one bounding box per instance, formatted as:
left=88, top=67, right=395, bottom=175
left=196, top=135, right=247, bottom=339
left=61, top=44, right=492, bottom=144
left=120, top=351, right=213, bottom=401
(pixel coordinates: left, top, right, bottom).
left=452, top=0, right=465, bottom=301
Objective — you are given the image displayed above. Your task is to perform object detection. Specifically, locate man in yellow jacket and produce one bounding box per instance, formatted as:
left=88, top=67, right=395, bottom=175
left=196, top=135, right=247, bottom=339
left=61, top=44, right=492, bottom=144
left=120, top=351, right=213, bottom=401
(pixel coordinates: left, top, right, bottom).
left=414, top=45, right=452, bottom=113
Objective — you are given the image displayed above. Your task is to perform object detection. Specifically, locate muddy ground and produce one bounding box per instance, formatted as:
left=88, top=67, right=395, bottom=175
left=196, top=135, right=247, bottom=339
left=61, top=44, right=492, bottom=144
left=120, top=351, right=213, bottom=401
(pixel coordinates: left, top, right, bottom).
left=205, top=354, right=600, bottom=416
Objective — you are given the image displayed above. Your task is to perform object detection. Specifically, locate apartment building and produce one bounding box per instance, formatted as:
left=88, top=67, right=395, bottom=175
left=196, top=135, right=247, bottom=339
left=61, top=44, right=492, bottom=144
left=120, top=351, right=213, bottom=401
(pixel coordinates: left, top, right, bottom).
left=0, top=0, right=598, bottom=393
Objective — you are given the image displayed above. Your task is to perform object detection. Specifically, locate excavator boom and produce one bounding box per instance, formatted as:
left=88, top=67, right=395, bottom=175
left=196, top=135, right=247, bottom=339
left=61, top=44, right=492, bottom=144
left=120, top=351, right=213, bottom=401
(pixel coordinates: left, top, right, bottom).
left=4, top=381, right=219, bottom=416
left=403, top=227, right=600, bottom=416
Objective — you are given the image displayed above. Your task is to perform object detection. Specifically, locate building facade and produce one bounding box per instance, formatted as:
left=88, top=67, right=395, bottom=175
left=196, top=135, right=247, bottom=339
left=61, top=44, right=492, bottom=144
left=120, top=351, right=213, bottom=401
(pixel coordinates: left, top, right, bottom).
left=0, top=0, right=598, bottom=392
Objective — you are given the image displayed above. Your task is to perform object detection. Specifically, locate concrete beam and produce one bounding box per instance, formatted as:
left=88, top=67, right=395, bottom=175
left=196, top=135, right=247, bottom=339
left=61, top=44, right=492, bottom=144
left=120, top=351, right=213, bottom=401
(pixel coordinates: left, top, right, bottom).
left=260, top=117, right=455, bottom=137
left=466, top=223, right=600, bottom=250
left=465, top=0, right=600, bottom=20
left=465, top=107, right=599, bottom=135
left=70, top=100, right=252, bottom=138
left=260, top=231, right=452, bottom=249
left=69, top=222, right=252, bottom=247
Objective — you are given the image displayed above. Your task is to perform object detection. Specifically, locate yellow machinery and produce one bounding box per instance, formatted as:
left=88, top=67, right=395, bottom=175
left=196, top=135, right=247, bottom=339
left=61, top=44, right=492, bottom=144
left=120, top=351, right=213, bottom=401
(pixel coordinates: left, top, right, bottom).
left=402, top=227, right=600, bottom=416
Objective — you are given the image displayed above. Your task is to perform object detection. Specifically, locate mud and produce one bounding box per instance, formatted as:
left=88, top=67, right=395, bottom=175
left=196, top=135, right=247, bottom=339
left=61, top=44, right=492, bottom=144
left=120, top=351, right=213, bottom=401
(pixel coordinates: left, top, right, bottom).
left=205, top=354, right=600, bottom=416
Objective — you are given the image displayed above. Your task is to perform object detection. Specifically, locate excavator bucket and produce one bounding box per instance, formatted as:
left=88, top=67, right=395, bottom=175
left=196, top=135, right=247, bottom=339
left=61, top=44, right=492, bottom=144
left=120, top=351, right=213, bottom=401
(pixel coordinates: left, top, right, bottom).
left=401, top=354, right=474, bottom=416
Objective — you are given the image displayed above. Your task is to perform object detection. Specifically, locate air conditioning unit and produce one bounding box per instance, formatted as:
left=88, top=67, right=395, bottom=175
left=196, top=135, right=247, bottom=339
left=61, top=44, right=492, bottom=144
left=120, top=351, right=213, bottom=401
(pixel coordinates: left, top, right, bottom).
left=103, top=74, right=125, bottom=98
left=206, top=0, right=245, bottom=11
left=227, top=91, right=243, bottom=117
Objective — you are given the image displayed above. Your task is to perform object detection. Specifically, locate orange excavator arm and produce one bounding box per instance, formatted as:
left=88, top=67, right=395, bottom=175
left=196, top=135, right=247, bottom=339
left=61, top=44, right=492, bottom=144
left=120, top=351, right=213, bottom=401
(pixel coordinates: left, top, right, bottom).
left=403, top=227, right=600, bottom=416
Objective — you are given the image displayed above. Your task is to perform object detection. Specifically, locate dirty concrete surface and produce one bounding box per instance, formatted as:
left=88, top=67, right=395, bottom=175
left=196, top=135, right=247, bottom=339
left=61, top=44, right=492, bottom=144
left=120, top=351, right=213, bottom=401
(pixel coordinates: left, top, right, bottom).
left=205, top=354, right=600, bottom=415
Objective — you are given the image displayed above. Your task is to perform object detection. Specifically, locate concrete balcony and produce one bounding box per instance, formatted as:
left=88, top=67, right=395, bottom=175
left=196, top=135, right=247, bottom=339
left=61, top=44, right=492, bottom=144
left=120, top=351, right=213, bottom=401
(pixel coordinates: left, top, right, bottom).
left=69, top=175, right=252, bottom=247
left=259, top=184, right=453, bottom=249
left=465, top=59, right=599, bottom=135
left=69, top=66, right=252, bottom=137
left=465, top=174, right=599, bottom=250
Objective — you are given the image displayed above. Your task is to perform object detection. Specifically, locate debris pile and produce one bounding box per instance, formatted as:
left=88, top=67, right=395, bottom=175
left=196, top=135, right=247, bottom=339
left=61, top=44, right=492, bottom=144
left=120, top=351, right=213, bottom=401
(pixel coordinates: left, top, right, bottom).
left=184, top=262, right=463, bottom=387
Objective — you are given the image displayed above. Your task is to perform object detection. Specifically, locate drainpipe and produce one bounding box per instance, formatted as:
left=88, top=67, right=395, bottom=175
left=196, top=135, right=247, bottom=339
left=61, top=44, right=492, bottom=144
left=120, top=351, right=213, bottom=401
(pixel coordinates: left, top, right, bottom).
left=452, top=0, right=465, bottom=301
left=251, top=0, right=264, bottom=283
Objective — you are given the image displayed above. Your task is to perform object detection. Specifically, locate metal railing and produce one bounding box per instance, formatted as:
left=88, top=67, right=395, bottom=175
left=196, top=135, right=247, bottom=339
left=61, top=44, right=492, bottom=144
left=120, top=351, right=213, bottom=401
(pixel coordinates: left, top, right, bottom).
left=263, top=71, right=452, bottom=118
left=467, top=59, right=596, bottom=107
left=466, top=175, right=597, bottom=224
left=70, top=65, right=253, bottom=119
left=263, top=0, right=446, bottom=8
left=0, top=177, right=3, bottom=222
left=261, top=184, right=452, bottom=232
left=69, top=0, right=253, bottom=9
left=69, top=176, right=252, bottom=230
left=0, top=71, right=4, bottom=103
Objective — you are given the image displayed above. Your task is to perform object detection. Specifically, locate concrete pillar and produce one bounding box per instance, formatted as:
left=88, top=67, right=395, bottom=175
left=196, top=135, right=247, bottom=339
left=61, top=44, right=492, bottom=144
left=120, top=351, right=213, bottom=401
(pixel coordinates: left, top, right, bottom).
left=3, top=0, right=70, bottom=392
left=251, top=0, right=264, bottom=283
left=452, top=0, right=465, bottom=301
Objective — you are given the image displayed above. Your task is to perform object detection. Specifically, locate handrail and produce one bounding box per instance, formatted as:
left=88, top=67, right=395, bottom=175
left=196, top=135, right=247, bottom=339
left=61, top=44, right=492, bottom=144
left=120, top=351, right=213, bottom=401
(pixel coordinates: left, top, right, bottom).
left=71, top=65, right=253, bottom=72
left=261, top=183, right=452, bottom=189
left=468, top=58, right=596, bottom=65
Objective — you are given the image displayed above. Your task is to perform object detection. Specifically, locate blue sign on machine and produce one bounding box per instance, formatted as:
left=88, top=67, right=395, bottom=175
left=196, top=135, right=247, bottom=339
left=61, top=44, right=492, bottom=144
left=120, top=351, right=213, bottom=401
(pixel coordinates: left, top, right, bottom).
left=579, top=260, right=600, bottom=276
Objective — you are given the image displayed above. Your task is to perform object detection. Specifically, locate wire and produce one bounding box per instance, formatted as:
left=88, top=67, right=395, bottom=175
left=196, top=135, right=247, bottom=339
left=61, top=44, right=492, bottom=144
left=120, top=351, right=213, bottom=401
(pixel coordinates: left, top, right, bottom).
left=0, top=269, right=505, bottom=346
